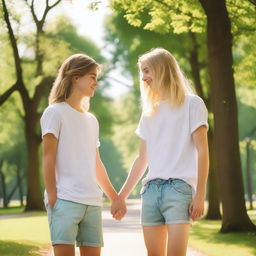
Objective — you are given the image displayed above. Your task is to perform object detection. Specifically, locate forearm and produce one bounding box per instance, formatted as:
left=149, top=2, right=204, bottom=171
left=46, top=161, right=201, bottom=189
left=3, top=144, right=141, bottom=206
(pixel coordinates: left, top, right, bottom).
left=196, top=150, right=209, bottom=199
left=119, top=156, right=148, bottom=200
left=96, top=161, right=117, bottom=201
left=43, top=158, right=57, bottom=197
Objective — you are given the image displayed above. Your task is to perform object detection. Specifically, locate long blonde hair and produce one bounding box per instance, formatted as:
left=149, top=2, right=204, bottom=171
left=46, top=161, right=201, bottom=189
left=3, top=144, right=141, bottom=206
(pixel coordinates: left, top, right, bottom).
left=138, top=48, right=194, bottom=116
left=49, top=53, right=100, bottom=110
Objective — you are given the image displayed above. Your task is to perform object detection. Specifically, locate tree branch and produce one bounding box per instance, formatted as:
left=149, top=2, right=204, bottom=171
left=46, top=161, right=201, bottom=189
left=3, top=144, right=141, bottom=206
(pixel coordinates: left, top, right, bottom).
left=41, top=0, right=62, bottom=29
left=24, top=0, right=39, bottom=24
left=2, top=0, right=23, bottom=83
left=2, top=0, right=30, bottom=104
left=247, top=0, right=256, bottom=6
left=0, top=83, right=18, bottom=106
left=33, top=76, right=54, bottom=109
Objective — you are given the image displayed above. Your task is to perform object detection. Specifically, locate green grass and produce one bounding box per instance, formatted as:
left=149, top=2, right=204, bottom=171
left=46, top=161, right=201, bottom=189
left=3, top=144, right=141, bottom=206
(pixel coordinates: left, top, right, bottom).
left=0, top=206, right=25, bottom=216
left=188, top=207, right=256, bottom=256
left=0, top=240, right=40, bottom=256
left=189, top=220, right=256, bottom=256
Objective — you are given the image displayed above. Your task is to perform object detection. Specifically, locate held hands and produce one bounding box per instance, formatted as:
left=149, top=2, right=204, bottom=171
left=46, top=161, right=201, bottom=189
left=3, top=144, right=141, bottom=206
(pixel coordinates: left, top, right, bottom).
left=189, top=194, right=205, bottom=221
left=111, top=196, right=127, bottom=221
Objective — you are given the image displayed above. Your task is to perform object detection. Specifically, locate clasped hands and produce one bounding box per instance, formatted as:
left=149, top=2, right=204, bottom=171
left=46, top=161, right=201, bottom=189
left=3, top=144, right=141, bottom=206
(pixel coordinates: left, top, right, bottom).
left=111, top=195, right=127, bottom=221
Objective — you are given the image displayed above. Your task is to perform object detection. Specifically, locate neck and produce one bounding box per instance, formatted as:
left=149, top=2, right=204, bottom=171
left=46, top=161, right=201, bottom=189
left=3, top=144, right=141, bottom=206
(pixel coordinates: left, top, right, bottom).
left=66, top=93, right=86, bottom=113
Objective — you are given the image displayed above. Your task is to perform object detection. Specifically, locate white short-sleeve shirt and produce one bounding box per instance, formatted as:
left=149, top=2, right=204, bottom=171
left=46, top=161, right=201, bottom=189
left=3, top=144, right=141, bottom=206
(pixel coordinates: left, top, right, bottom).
left=136, top=94, right=208, bottom=194
left=40, top=102, right=102, bottom=206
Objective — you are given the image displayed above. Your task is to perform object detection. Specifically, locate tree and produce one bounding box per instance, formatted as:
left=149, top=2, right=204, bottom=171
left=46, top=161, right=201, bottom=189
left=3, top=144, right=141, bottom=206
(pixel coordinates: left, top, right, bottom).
left=110, top=0, right=256, bottom=232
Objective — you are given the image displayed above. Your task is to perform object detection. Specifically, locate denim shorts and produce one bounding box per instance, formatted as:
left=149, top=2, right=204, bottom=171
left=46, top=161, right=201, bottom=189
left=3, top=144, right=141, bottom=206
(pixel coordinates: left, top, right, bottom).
left=140, top=178, right=193, bottom=226
left=45, top=199, right=103, bottom=247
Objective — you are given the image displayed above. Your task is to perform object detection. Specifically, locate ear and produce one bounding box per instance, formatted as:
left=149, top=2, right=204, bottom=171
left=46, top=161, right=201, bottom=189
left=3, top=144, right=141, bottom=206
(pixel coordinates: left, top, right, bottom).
left=72, top=76, right=79, bottom=83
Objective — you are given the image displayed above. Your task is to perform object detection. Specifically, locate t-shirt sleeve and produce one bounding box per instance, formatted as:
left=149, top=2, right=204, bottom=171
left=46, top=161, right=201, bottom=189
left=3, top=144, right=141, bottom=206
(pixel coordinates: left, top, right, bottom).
left=135, top=114, right=147, bottom=140
left=40, top=106, right=61, bottom=140
left=189, top=96, right=209, bottom=134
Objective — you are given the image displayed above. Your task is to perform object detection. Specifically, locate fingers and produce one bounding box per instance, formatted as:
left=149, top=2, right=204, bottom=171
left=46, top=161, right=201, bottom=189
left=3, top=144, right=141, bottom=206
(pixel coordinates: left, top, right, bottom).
left=190, top=207, right=204, bottom=221
left=113, top=209, right=126, bottom=220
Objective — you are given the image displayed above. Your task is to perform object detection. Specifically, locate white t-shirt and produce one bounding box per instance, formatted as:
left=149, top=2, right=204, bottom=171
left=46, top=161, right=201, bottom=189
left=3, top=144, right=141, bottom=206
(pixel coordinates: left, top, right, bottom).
left=136, top=94, right=208, bottom=194
left=40, top=102, right=103, bottom=206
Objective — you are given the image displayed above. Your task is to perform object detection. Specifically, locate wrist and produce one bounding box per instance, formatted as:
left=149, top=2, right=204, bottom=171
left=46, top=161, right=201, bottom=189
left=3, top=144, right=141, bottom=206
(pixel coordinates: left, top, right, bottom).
left=118, top=191, right=128, bottom=200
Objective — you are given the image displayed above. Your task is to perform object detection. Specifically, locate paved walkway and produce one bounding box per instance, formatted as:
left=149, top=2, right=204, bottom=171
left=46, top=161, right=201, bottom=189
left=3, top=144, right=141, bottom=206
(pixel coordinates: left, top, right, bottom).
left=41, top=199, right=207, bottom=256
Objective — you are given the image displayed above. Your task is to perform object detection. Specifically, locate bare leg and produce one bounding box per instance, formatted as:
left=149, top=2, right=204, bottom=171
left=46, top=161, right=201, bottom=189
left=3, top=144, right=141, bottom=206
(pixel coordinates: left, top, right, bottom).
left=167, top=224, right=190, bottom=256
left=53, top=244, right=75, bottom=256
left=143, top=225, right=167, bottom=256
left=80, top=246, right=101, bottom=256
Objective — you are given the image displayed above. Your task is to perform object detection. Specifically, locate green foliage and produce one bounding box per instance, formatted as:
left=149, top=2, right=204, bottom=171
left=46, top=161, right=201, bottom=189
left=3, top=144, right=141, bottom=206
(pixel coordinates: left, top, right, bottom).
left=111, top=92, right=141, bottom=170
left=110, top=0, right=206, bottom=34
left=99, top=138, right=127, bottom=191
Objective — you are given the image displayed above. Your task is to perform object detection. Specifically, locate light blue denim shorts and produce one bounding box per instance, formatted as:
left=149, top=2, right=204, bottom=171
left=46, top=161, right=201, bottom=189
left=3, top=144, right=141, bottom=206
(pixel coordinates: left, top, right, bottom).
left=140, top=178, right=193, bottom=226
left=45, top=199, right=103, bottom=247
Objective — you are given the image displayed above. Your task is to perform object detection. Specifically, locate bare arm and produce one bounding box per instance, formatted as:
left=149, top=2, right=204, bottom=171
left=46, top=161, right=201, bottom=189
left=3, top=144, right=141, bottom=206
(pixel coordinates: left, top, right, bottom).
left=42, top=133, right=58, bottom=209
left=96, top=148, right=118, bottom=201
left=95, top=148, right=126, bottom=219
left=190, top=125, right=209, bottom=220
left=119, top=139, right=148, bottom=200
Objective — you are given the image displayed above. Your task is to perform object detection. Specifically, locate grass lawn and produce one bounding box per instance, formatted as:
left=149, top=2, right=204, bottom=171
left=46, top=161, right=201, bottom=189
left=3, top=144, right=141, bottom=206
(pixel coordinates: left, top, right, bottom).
left=189, top=208, right=256, bottom=256
left=0, top=203, right=255, bottom=256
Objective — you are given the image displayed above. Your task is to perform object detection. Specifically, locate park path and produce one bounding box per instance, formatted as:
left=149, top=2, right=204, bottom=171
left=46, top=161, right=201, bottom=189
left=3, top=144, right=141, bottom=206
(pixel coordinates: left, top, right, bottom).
left=41, top=199, right=207, bottom=256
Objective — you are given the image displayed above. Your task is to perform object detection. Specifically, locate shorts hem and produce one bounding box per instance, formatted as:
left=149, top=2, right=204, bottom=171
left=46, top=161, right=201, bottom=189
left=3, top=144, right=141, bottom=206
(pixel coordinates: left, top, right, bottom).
left=52, top=240, right=75, bottom=245
left=142, top=220, right=191, bottom=226
left=166, top=220, right=191, bottom=225
left=76, top=241, right=104, bottom=247
left=141, top=222, right=165, bottom=226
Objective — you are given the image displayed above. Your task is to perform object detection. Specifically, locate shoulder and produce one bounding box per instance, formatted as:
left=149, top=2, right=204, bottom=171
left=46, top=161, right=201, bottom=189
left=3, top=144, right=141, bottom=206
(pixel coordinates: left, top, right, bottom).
left=185, top=94, right=206, bottom=109
left=41, top=103, right=64, bottom=119
left=186, top=94, right=204, bottom=104
left=87, top=112, right=99, bottom=124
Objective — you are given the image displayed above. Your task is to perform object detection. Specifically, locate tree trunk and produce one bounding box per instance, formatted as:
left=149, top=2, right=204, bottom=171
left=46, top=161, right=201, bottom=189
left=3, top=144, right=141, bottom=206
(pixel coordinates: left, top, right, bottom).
left=24, top=111, right=44, bottom=211
left=188, top=33, right=221, bottom=219
left=205, top=126, right=221, bottom=219
left=246, top=139, right=253, bottom=210
left=199, top=0, right=256, bottom=232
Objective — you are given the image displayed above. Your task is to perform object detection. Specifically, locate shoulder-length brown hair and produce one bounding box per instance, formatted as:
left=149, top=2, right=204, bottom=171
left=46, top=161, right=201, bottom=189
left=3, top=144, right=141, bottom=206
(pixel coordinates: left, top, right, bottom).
left=49, top=53, right=100, bottom=110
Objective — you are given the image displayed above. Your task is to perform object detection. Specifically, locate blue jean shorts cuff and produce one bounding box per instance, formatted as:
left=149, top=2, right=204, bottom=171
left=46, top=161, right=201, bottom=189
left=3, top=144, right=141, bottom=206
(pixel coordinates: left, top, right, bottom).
left=52, top=240, right=75, bottom=245
left=166, top=220, right=191, bottom=225
left=141, top=222, right=165, bottom=226
left=76, top=241, right=104, bottom=247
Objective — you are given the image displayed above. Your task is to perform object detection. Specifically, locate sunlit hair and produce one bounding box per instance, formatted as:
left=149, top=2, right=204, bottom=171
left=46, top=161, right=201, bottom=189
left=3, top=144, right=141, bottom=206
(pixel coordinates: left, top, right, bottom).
left=138, top=48, right=194, bottom=116
left=49, top=53, right=100, bottom=111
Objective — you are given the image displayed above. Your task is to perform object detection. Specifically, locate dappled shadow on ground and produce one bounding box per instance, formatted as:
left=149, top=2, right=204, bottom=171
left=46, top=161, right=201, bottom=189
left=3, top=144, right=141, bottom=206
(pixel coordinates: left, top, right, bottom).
left=0, top=240, right=39, bottom=256
left=190, top=220, right=256, bottom=255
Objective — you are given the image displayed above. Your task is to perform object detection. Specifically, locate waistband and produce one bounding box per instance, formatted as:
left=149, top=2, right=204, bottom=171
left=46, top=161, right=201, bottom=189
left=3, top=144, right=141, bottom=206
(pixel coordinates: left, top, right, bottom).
left=147, top=178, right=183, bottom=185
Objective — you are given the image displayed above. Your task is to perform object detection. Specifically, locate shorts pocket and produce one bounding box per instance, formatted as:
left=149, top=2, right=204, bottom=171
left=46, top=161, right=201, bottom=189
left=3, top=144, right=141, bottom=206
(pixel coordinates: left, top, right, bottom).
left=172, top=180, right=192, bottom=196
left=140, top=184, right=149, bottom=195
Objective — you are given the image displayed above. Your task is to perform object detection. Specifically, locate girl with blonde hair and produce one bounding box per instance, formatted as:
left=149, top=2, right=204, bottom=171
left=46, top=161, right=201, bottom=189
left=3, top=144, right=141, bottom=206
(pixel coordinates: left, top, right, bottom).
left=41, top=53, right=126, bottom=256
left=113, top=48, right=209, bottom=256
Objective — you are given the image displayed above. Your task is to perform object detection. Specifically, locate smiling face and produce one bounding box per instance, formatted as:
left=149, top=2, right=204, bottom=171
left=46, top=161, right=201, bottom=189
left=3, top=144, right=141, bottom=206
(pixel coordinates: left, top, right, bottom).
left=140, top=61, right=153, bottom=86
left=73, top=67, right=98, bottom=98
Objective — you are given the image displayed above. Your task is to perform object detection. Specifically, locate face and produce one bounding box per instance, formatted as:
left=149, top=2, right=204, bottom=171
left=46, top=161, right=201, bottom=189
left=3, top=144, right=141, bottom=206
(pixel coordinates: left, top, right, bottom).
left=73, top=67, right=98, bottom=98
left=140, top=61, right=153, bottom=86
